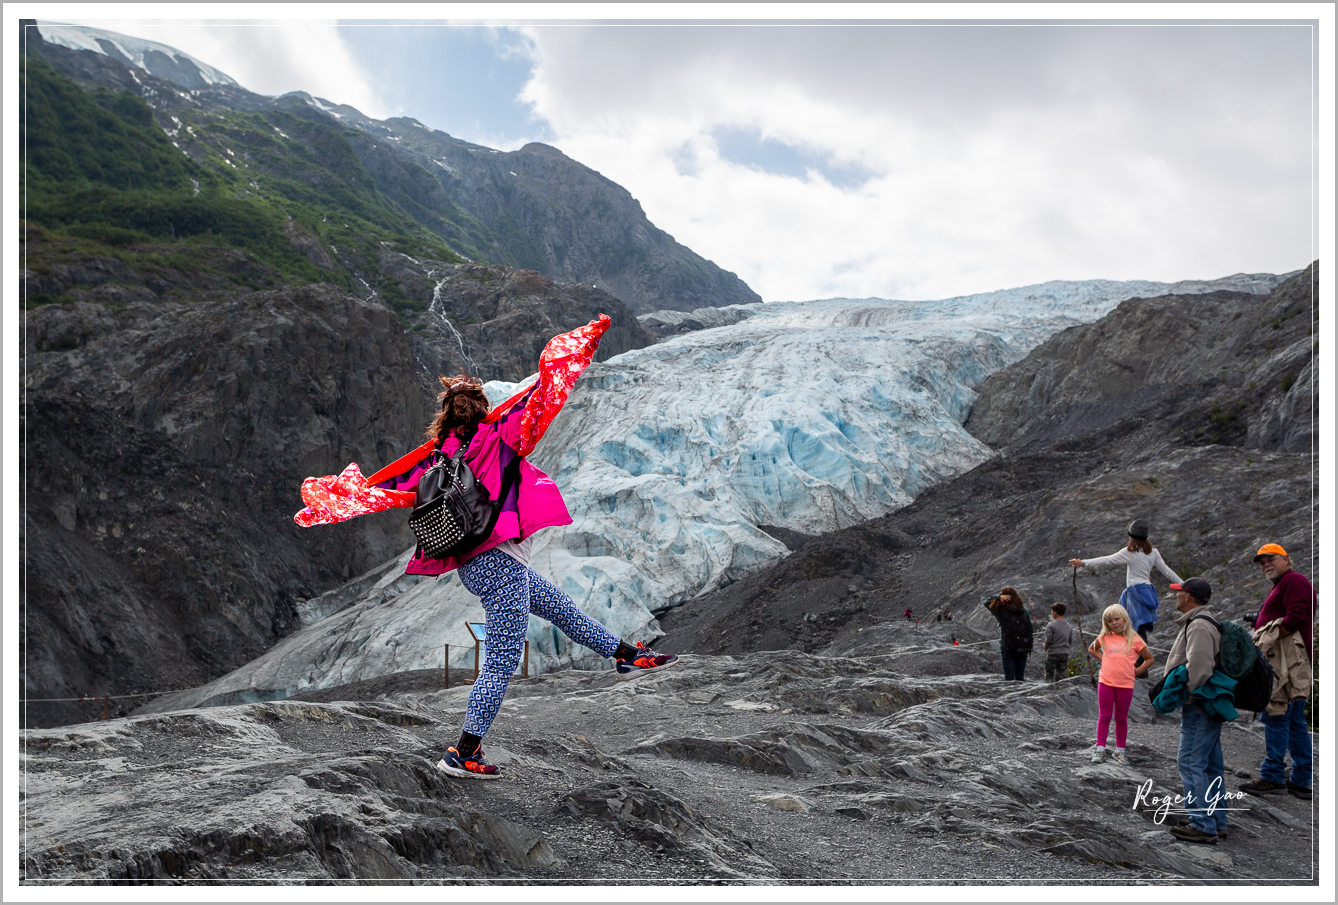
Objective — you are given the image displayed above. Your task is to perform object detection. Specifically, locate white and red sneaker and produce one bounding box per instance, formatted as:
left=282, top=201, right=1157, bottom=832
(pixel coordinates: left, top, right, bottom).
left=615, top=642, right=679, bottom=681
left=437, top=746, right=501, bottom=780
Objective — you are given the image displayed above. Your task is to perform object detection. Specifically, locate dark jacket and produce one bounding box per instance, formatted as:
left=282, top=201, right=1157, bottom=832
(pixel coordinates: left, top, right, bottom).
left=983, top=596, right=1034, bottom=653
left=1254, top=570, right=1316, bottom=659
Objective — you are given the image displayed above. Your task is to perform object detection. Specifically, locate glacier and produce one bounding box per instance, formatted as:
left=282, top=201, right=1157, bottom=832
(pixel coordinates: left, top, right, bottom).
left=141, top=273, right=1289, bottom=712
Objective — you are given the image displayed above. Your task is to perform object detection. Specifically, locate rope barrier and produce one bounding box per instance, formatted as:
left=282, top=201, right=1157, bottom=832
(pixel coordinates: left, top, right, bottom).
left=25, top=693, right=191, bottom=703
left=22, top=639, right=522, bottom=708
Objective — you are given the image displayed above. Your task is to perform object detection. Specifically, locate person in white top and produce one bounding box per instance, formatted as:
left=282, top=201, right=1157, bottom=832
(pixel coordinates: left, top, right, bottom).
left=1069, top=519, right=1182, bottom=642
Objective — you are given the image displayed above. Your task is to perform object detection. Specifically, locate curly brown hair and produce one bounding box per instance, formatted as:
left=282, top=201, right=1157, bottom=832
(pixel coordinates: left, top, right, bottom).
left=425, top=373, right=490, bottom=443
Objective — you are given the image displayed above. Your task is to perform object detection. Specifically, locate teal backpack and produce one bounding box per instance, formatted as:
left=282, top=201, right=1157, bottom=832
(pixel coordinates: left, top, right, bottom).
left=1189, top=613, right=1275, bottom=712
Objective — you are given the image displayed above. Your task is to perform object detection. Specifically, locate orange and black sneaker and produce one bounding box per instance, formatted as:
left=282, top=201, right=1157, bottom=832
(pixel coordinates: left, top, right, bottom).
left=615, top=641, right=679, bottom=681
left=437, top=746, right=501, bottom=780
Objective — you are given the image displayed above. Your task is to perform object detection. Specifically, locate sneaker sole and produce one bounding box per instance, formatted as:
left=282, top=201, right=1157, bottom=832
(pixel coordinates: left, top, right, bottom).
left=1242, top=786, right=1287, bottom=795
left=616, top=658, right=679, bottom=681
left=436, top=757, right=501, bottom=780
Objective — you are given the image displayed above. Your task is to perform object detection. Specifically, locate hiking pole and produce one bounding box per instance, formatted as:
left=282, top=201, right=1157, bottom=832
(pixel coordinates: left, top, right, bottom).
left=1072, top=566, right=1097, bottom=689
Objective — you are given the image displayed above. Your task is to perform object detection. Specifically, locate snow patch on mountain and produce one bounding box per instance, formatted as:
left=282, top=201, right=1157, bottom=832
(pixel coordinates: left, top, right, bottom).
left=142, top=274, right=1289, bottom=712
left=36, top=23, right=239, bottom=88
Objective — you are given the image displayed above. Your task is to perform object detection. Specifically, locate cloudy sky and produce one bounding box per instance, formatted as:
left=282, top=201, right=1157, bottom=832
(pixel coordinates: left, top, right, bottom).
left=53, top=10, right=1321, bottom=302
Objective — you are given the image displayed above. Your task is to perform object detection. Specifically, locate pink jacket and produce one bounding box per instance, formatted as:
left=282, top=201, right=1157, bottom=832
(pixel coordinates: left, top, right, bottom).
left=373, top=384, right=573, bottom=575
left=294, top=315, right=610, bottom=575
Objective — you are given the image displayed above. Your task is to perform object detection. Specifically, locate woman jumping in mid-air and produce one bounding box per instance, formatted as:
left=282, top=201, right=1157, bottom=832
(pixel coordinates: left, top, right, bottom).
left=295, top=316, right=677, bottom=780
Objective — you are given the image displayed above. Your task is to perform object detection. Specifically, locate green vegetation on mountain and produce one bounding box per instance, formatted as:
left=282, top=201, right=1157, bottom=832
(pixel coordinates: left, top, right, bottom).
left=20, top=53, right=466, bottom=313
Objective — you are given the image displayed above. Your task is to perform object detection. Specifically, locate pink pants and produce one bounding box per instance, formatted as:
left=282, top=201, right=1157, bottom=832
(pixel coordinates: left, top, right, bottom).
left=1096, top=682, right=1134, bottom=748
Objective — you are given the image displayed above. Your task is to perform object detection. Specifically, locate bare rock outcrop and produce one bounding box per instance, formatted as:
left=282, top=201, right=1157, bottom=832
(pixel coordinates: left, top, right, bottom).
left=22, top=284, right=429, bottom=728
left=964, top=264, right=1316, bottom=454
left=395, top=261, right=657, bottom=383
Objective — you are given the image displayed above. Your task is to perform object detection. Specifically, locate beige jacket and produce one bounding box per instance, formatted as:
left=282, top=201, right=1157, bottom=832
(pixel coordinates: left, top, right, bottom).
left=1164, top=605, right=1221, bottom=692
left=1254, top=617, right=1313, bottom=716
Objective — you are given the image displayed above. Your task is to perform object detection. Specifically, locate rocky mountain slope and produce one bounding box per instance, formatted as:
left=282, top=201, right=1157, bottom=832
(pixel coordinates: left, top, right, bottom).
left=658, top=264, right=1318, bottom=659
left=20, top=640, right=1317, bottom=883
left=25, top=23, right=760, bottom=314
left=318, top=105, right=761, bottom=315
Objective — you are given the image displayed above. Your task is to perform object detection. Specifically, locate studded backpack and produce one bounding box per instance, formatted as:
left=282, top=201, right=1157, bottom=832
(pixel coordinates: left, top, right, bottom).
left=408, top=440, right=521, bottom=560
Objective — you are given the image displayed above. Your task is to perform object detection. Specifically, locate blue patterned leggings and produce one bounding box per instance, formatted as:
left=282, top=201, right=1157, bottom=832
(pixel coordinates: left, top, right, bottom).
left=457, top=547, right=621, bottom=737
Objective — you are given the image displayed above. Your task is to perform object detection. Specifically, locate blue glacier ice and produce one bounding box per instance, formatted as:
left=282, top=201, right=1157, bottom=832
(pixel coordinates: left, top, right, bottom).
left=143, top=273, right=1288, bottom=710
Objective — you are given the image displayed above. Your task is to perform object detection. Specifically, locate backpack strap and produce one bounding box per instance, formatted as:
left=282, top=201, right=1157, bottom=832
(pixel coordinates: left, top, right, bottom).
left=1187, top=613, right=1222, bottom=631
left=1184, top=613, right=1226, bottom=682
left=450, top=433, right=524, bottom=504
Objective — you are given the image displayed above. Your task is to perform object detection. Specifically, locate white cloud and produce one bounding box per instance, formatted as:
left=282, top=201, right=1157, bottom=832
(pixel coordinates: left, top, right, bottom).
left=516, top=24, right=1314, bottom=301
left=87, top=21, right=391, bottom=118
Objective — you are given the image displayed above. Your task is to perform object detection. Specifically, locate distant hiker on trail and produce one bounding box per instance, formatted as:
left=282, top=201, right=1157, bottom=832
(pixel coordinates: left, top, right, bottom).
left=293, top=316, right=677, bottom=781
left=1085, top=604, right=1153, bottom=765
left=1240, top=543, right=1316, bottom=800
left=1069, top=518, right=1182, bottom=643
left=983, top=587, right=1033, bottom=681
left=904, top=607, right=913, bottom=620
left=1159, top=577, right=1228, bottom=844
left=1043, top=603, right=1075, bottom=683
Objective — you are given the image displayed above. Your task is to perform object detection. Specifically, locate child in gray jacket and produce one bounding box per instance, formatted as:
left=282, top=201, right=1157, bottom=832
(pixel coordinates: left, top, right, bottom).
left=1044, top=603, right=1076, bottom=682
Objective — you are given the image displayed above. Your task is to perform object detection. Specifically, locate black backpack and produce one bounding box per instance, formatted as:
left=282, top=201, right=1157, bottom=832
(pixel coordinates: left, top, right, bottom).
left=408, top=441, right=520, bottom=560
left=1188, top=614, right=1276, bottom=713
left=1003, top=610, right=1034, bottom=653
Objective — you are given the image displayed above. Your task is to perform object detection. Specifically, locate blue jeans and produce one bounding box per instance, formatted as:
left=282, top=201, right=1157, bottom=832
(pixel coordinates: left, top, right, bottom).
left=1001, top=651, right=1029, bottom=681
left=1259, top=698, right=1313, bottom=788
left=1177, top=702, right=1227, bottom=835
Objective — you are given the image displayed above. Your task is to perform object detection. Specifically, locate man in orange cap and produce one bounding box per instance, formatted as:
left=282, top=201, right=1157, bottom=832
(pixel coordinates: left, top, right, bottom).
left=1240, top=543, right=1316, bottom=799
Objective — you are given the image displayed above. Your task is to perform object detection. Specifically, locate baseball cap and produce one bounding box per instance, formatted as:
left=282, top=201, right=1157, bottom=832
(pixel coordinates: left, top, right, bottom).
left=1169, top=577, right=1212, bottom=603
left=1254, top=543, right=1288, bottom=562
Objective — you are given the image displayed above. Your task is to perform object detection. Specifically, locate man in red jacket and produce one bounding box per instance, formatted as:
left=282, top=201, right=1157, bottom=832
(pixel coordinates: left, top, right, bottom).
left=1240, top=543, right=1316, bottom=799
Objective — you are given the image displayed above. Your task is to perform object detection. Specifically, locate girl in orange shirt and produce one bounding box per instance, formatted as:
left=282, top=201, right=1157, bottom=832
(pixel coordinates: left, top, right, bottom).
left=1086, top=604, right=1155, bottom=765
